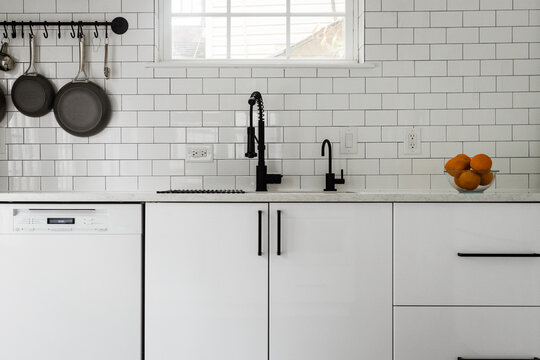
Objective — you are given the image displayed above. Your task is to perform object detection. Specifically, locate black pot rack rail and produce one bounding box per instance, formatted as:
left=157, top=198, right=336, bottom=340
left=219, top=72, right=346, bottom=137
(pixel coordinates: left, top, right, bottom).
left=1, top=16, right=128, bottom=39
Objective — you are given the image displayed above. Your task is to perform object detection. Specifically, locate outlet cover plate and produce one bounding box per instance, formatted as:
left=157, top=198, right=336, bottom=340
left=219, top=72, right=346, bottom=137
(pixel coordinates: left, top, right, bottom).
left=186, top=144, right=214, bottom=162
left=403, top=127, right=422, bottom=155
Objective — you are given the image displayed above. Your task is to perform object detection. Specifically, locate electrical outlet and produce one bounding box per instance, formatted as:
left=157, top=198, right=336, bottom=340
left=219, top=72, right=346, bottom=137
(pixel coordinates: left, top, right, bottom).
left=403, top=127, right=421, bottom=155
left=186, top=145, right=213, bottom=162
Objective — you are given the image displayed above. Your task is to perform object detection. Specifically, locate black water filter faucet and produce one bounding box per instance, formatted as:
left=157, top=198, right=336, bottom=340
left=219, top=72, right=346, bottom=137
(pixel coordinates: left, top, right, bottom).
left=321, top=139, right=345, bottom=191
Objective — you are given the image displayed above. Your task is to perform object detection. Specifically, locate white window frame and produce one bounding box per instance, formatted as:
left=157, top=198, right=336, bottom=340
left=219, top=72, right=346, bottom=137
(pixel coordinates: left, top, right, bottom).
left=154, top=0, right=366, bottom=67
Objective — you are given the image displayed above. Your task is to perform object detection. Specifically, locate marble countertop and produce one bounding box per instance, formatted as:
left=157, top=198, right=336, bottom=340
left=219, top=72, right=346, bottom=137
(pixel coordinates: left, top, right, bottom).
left=0, top=190, right=539, bottom=202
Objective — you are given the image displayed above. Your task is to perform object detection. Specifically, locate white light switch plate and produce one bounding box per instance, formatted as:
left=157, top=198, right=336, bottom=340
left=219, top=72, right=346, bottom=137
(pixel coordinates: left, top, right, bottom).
left=340, top=128, right=358, bottom=154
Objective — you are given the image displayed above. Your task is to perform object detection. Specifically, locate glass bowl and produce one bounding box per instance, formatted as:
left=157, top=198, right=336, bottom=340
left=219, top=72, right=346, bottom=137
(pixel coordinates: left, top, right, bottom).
left=444, top=170, right=498, bottom=193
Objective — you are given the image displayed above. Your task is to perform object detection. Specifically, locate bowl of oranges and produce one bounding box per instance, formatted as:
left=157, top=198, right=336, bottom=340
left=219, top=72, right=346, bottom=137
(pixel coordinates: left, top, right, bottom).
left=444, top=154, right=497, bottom=193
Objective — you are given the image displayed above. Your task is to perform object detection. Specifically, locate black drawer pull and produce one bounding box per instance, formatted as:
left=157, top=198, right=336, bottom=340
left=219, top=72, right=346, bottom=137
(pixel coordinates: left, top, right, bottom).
left=458, top=357, right=539, bottom=360
left=458, top=253, right=540, bottom=257
left=277, top=210, right=281, bottom=256
left=257, top=210, right=262, bottom=256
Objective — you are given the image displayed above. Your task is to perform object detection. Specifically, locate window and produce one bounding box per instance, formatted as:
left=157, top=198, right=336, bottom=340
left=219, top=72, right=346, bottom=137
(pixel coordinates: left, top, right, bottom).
left=159, top=0, right=362, bottom=64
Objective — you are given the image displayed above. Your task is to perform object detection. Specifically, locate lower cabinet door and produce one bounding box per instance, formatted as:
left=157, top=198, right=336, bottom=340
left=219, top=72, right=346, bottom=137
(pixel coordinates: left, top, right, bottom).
left=395, top=307, right=540, bottom=360
left=269, top=203, right=392, bottom=360
left=145, top=203, right=268, bottom=360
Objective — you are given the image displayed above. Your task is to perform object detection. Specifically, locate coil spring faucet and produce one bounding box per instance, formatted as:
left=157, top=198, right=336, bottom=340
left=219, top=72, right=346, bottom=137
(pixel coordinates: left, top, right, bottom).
left=245, top=91, right=282, bottom=191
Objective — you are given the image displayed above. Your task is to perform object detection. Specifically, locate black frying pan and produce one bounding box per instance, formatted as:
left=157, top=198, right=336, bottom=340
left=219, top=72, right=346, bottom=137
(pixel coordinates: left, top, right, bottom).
left=53, top=35, right=110, bottom=137
left=12, top=35, right=55, bottom=117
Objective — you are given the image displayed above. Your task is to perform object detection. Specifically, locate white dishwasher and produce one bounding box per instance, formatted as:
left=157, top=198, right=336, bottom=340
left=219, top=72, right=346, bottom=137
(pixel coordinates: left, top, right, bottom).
left=0, top=204, right=141, bottom=360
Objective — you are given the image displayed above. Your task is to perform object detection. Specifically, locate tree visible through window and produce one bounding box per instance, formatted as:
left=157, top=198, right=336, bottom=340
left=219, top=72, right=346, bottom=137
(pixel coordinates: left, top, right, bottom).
left=163, top=0, right=357, bottom=61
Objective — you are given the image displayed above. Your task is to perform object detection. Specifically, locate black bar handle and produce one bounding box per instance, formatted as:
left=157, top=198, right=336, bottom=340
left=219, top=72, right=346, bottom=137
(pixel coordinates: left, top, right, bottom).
left=458, top=357, right=539, bottom=360
left=277, top=210, right=281, bottom=256
left=458, top=253, right=540, bottom=257
left=258, top=210, right=262, bottom=256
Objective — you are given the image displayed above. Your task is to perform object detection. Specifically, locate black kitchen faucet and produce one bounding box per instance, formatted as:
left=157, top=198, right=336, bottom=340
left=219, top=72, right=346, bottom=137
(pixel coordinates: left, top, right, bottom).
left=245, top=91, right=282, bottom=191
left=321, top=139, right=345, bottom=191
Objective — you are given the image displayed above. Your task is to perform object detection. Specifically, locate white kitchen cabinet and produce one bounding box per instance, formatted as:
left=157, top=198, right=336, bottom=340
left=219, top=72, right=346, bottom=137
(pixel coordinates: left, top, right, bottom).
left=395, top=307, right=540, bottom=360
left=269, top=203, right=392, bottom=360
left=394, top=203, right=540, bottom=306
left=146, top=202, right=392, bottom=360
left=145, top=203, right=269, bottom=360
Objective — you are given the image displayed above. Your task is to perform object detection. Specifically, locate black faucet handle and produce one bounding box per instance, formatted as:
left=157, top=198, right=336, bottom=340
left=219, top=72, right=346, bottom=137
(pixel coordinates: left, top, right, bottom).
left=335, top=169, right=345, bottom=185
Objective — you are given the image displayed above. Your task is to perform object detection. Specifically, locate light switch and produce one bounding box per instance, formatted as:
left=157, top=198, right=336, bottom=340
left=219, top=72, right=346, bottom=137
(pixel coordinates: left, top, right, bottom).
left=340, top=128, right=358, bottom=154
left=345, top=133, right=353, bottom=148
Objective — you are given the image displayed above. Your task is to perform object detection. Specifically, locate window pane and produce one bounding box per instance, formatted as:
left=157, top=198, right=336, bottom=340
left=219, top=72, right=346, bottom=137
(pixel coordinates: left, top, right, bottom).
left=231, top=0, right=286, bottom=13
left=171, top=0, right=226, bottom=13
left=289, top=17, right=345, bottom=58
left=290, top=0, right=346, bottom=13
left=171, top=17, right=227, bottom=59
left=230, top=17, right=286, bottom=59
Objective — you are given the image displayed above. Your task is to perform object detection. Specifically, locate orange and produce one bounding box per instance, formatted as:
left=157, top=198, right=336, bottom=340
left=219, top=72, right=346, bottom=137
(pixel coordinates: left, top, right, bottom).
left=470, top=154, right=492, bottom=171
left=445, top=157, right=470, bottom=177
left=479, top=171, right=494, bottom=186
left=456, top=170, right=481, bottom=191
left=455, top=153, right=471, bottom=164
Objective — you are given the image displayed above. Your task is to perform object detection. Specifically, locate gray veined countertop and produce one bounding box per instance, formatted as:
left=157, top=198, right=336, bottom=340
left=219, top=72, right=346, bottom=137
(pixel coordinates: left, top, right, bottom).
left=0, top=190, right=539, bottom=203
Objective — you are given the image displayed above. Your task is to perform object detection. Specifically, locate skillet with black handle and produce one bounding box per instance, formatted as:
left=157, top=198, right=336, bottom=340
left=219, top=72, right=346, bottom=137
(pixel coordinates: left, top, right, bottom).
left=11, top=35, right=55, bottom=117
left=53, top=34, right=110, bottom=137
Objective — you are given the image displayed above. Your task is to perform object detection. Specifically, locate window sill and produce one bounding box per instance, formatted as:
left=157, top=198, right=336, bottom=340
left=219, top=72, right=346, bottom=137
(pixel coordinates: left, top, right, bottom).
left=145, top=60, right=378, bottom=69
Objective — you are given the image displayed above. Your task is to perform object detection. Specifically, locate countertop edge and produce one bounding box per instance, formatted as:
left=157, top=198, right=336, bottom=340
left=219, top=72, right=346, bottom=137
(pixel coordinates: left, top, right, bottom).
left=0, top=191, right=539, bottom=203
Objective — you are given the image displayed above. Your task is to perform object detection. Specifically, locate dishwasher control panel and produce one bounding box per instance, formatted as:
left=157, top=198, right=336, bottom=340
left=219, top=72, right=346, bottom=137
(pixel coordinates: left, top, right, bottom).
left=13, top=209, right=108, bottom=232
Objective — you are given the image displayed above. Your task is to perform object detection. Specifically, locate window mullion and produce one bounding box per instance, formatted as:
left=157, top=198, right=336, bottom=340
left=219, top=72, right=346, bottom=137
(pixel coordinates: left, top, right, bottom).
left=286, top=0, right=290, bottom=59
left=226, top=0, right=231, bottom=59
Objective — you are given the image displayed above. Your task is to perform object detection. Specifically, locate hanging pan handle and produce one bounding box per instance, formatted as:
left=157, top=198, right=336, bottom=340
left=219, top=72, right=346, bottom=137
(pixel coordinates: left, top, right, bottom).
left=24, top=35, right=39, bottom=76
left=73, top=34, right=88, bottom=83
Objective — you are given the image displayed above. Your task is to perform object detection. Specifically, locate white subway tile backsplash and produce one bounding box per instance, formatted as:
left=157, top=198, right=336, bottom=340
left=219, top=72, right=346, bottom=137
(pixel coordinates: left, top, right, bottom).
left=0, top=1, right=538, bottom=192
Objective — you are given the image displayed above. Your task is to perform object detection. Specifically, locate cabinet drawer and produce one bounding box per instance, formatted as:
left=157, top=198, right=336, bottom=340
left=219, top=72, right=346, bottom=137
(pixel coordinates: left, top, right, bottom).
left=394, top=203, right=540, bottom=306
left=394, top=307, right=540, bottom=360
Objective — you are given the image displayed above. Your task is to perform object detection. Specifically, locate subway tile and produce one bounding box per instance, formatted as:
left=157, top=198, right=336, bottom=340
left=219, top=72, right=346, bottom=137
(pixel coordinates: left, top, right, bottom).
left=301, top=78, right=333, bottom=93
left=203, top=78, right=235, bottom=94
left=398, top=12, right=429, bottom=27
left=153, top=160, right=184, bottom=176
left=139, top=144, right=170, bottom=160
left=74, top=177, right=105, bottom=191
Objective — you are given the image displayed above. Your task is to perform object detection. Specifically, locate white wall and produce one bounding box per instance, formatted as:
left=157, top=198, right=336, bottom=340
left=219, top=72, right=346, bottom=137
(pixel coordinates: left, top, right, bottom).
left=0, top=0, right=539, bottom=192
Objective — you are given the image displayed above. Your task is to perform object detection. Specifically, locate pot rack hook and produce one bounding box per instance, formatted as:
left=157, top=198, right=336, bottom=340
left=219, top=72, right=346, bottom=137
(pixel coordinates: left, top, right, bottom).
left=28, top=21, right=33, bottom=38
left=77, top=21, right=83, bottom=38
left=70, top=22, right=75, bottom=38
left=43, top=21, right=48, bottom=38
left=94, top=21, right=99, bottom=38
left=57, top=21, right=61, bottom=39
left=105, top=23, right=108, bottom=38
left=11, top=21, right=16, bottom=38
left=2, top=23, right=7, bottom=39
